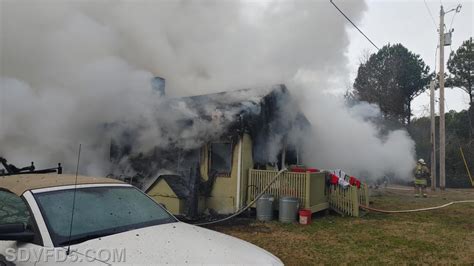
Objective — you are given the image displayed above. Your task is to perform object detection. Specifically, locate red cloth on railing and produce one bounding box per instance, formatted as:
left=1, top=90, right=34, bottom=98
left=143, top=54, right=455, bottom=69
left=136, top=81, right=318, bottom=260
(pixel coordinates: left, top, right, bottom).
left=291, top=167, right=306, bottom=173
left=329, top=174, right=339, bottom=185
left=290, top=166, right=319, bottom=173
left=349, top=176, right=356, bottom=186
left=348, top=176, right=361, bottom=188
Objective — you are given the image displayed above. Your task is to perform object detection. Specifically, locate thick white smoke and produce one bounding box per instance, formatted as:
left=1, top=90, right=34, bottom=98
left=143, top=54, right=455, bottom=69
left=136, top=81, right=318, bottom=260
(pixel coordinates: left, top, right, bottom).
left=290, top=73, right=416, bottom=180
left=0, top=0, right=415, bottom=179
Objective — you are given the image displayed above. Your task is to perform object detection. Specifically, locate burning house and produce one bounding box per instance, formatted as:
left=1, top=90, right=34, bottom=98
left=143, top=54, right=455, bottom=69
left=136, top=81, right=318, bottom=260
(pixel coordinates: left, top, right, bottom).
left=109, top=82, right=312, bottom=217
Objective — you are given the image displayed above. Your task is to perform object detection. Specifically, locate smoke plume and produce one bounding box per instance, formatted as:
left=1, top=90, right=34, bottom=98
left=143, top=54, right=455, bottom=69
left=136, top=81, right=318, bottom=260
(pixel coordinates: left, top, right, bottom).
left=0, top=0, right=415, bottom=180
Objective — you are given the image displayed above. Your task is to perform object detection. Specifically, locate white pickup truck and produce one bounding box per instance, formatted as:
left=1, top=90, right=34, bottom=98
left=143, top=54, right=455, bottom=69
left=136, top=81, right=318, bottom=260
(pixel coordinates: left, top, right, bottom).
left=0, top=174, right=282, bottom=265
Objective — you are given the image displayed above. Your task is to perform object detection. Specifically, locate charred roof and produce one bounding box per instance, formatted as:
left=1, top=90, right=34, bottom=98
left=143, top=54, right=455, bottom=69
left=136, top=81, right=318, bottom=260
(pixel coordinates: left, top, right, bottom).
left=109, top=84, right=310, bottom=177
left=166, top=84, right=310, bottom=139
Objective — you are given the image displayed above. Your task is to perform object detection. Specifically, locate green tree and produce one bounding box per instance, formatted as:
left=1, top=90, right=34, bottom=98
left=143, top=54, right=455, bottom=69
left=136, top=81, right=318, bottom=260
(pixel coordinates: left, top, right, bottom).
left=353, top=44, right=432, bottom=125
left=447, top=37, right=473, bottom=137
left=410, top=110, right=473, bottom=188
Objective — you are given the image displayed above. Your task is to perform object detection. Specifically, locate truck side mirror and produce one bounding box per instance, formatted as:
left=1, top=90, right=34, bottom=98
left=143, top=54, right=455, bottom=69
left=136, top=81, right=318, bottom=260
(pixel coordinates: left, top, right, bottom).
left=0, top=223, right=35, bottom=242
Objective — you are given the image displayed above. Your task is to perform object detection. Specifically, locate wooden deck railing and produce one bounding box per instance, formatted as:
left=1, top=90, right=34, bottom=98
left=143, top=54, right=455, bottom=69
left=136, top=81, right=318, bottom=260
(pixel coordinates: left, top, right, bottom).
left=248, top=169, right=308, bottom=208
left=247, top=169, right=328, bottom=212
left=247, top=169, right=369, bottom=217
left=327, top=185, right=359, bottom=217
left=359, top=183, right=370, bottom=207
left=327, top=183, right=369, bottom=217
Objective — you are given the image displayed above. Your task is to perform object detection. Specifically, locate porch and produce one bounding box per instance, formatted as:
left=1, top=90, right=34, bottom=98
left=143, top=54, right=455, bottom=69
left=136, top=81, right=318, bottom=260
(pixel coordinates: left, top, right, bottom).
left=247, top=169, right=369, bottom=217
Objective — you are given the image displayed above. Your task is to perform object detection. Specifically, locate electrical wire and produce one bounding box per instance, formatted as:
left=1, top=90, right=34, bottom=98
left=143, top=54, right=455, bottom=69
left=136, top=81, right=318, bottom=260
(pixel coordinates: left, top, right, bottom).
left=449, top=15, right=455, bottom=30
left=447, top=10, right=458, bottom=53
left=448, top=4, right=460, bottom=30
left=423, top=0, right=438, bottom=30
left=329, top=0, right=379, bottom=50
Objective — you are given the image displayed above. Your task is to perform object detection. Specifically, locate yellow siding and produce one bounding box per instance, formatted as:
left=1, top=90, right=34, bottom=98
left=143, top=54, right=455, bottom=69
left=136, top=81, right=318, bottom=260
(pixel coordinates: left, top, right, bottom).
left=208, top=142, right=238, bottom=198
left=309, top=173, right=327, bottom=207
left=148, top=134, right=254, bottom=215
left=147, top=178, right=175, bottom=197
left=200, top=146, right=209, bottom=181
left=204, top=135, right=252, bottom=213
left=150, top=195, right=184, bottom=215
left=239, top=133, right=253, bottom=207
left=147, top=179, right=184, bottom=215
left=204, top=139, right=239, bottom=213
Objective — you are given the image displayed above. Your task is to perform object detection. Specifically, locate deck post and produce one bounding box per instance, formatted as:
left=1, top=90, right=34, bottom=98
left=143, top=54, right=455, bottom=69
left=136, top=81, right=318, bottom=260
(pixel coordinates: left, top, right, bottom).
left=364, top=184, right=369, bottom=207
left=305, top=172, right=311, bottom=209
left=352, top=186, right=359, bottom=217
left=248, top=169, right=253, bottom=203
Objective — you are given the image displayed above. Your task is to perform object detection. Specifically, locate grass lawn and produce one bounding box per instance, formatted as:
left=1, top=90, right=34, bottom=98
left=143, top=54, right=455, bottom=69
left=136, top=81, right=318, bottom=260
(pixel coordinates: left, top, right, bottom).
left=208, top=187, right=474, bottom=265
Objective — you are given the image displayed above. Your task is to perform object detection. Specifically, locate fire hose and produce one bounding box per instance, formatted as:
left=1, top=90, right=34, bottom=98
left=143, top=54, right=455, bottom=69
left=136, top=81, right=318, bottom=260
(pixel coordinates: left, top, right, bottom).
left=360, top=200, right=474, bottom=213
left=193, top=168, right=288, bottom=226
left=191, top=169, right=474, bottom=224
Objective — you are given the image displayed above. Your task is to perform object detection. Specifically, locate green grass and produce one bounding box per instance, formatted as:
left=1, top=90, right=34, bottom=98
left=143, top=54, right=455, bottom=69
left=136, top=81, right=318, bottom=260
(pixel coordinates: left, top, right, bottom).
left=210, top=187, right=474, bottom=265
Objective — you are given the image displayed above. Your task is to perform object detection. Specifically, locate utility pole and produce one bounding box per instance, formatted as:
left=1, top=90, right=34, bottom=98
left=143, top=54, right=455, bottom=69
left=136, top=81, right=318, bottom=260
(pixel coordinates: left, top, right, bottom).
left=439, top=5, right=446, bottom=190
left=430, top=80, right=437, bottom=190
left=437, top=4, right=461, bottom=190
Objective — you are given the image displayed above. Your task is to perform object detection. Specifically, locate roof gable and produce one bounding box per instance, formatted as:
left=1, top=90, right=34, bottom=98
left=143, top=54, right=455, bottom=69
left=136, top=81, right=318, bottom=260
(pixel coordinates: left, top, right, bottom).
left=144, top=174, right=190, bottom=199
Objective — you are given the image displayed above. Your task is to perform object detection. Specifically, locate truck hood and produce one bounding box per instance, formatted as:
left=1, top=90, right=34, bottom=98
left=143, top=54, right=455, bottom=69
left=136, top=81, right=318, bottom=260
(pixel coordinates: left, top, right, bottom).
left=70, top=222, right=282, bottom=265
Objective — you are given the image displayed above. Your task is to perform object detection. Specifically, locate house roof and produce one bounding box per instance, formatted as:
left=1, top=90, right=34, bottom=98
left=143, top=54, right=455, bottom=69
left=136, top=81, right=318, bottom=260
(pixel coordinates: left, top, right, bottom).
left=110, top=84, right=311, bottom=178
left=168, top=84, right=310, bottom=136
left=0, top=174, right=124, bottom=196
left=179, top=86, right=278, bottom=114
left=144, top=174, right=190, bottom=199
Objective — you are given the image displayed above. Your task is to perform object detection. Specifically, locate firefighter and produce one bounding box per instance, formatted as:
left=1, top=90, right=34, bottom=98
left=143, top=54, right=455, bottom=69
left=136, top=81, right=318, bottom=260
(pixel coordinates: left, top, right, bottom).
left=414, top=158, right=430, bottom=198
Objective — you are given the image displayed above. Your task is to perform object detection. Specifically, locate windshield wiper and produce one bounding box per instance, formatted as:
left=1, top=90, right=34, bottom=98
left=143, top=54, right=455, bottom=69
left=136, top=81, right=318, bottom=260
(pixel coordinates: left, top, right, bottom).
left=58, top=232, right=116, bottom=246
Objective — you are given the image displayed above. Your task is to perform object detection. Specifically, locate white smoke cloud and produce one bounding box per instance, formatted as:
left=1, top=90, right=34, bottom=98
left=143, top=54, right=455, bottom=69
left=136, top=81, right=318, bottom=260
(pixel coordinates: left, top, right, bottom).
left=290, top=74, right=416, bottom=179
left=0, top=0, right=415, bottom=179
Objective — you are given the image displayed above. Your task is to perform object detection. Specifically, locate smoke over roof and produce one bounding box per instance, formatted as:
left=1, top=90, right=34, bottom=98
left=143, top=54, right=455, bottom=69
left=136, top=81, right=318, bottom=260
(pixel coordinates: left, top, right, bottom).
left=0, top=0, right=415, bottom=180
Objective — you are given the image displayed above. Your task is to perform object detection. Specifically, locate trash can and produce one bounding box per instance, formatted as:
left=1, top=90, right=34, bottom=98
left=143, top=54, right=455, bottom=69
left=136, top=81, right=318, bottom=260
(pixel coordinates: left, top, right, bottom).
left=256, top=194, right=274, bottom=221
left=279, top=196, right=299, bottom=223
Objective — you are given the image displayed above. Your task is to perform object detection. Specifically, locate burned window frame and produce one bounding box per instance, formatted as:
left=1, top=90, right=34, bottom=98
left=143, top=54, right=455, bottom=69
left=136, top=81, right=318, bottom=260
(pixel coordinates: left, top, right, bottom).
left=208, top=142, right=233, bottom=177
left=176, top=148, right=201, bottom=179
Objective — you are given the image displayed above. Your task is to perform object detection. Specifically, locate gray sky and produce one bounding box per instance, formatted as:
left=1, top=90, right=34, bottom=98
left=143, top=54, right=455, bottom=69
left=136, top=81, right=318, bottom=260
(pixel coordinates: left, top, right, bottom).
left=345, top=0, right=473, bottom=117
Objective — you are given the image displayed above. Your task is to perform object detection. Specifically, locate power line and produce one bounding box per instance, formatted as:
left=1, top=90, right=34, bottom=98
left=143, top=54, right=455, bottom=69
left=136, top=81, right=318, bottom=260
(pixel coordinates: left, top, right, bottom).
left=449, top=13, right=456, bottom=29
left=449, top=5, right=460, bottom=30
left=329, top=0, right=379, bottom=50
left=447, top=6, right=459, bottom=54
left=423, top=0, right=438, bottom=30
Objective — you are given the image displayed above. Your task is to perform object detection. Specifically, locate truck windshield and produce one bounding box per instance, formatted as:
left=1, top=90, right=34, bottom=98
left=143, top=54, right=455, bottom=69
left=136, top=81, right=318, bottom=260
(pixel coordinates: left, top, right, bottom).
left=34, top=186, right=176, bottom=247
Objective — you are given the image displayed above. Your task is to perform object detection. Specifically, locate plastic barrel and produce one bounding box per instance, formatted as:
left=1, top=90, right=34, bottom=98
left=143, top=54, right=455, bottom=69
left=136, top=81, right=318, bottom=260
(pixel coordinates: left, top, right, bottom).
left=256, top=194, right=274, bottom=221
left=279, top=196, right=299, bottom=223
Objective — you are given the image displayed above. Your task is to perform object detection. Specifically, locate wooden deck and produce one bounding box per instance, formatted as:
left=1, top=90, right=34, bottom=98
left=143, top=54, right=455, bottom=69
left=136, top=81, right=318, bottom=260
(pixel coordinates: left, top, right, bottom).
left=247, top=169, right=369, bottom=217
